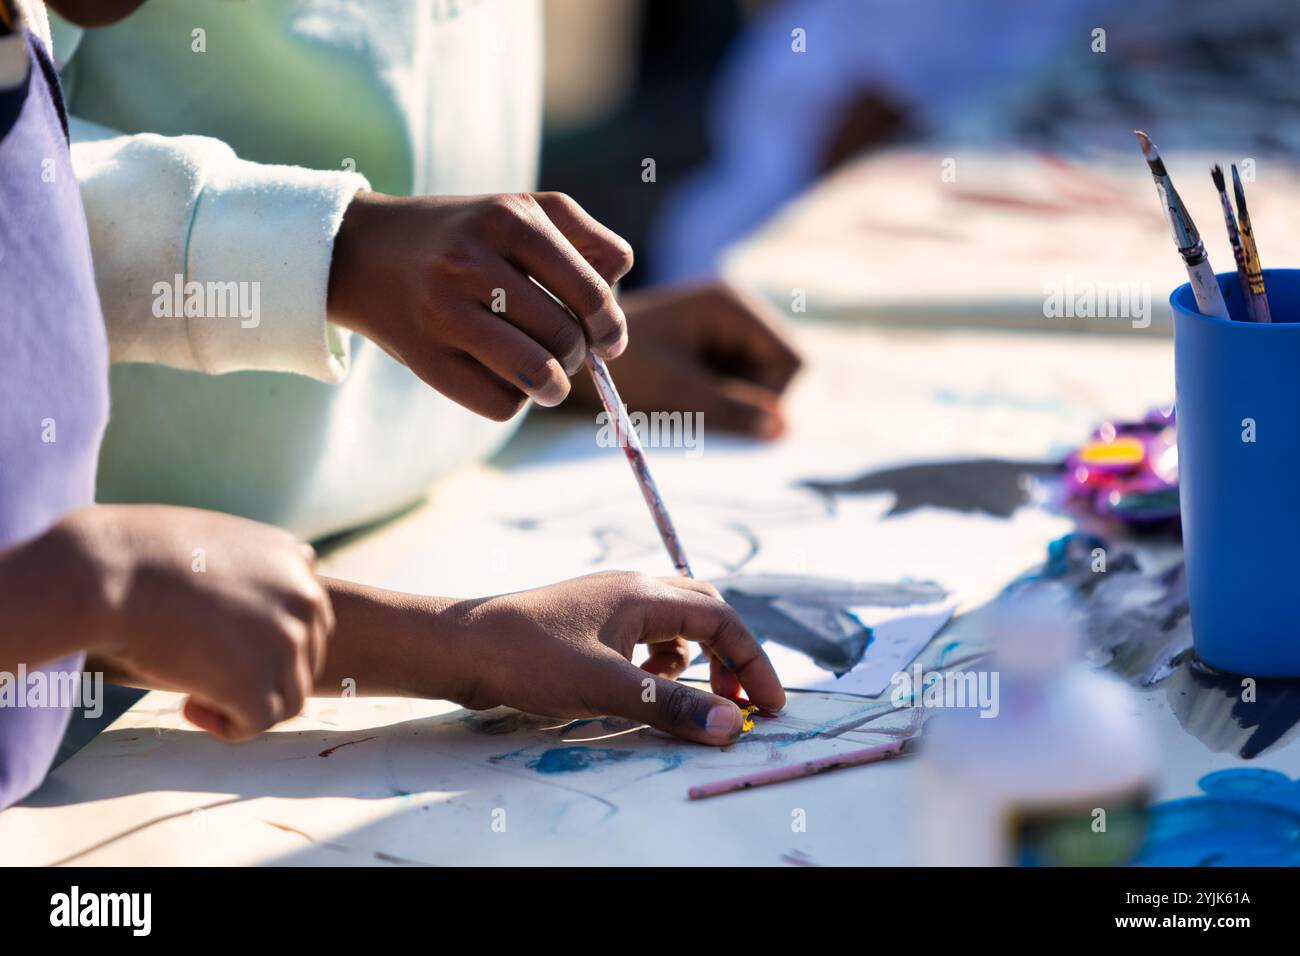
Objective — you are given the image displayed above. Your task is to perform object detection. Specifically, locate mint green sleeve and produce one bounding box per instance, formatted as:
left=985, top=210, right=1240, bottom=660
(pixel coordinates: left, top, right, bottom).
left=52, top=16, right=371, bottom=383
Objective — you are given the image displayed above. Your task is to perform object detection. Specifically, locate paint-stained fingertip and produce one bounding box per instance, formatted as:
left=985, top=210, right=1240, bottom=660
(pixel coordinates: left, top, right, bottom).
left=701, top=701, right=743, bottom=743
left=523, top=363, right=572, bottom=407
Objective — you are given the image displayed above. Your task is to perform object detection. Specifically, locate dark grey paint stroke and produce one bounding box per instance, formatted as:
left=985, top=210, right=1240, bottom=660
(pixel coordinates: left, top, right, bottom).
left=801, top=458, right=1063, bottom=518
left=714, top=574, right=949, bottom=676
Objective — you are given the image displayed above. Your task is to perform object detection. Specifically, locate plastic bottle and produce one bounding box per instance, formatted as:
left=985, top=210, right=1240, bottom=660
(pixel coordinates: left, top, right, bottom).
left=918, top=584, right=1159, bottom=865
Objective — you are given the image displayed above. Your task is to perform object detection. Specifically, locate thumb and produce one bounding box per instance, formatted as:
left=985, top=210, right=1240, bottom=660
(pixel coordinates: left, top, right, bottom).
left=183, top=696, right=264, bottom=742
left=182, top=697, right=238, bottom=740
left=595, top=659, right=744, bottom=745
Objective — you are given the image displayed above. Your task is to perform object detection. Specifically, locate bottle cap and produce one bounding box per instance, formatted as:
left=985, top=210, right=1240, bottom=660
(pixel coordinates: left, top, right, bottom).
left=992, top=582, right=1084, bottom=676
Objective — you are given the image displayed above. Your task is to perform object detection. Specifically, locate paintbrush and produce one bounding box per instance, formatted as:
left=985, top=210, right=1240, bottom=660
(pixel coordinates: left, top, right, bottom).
left=1211, top=164, right=1255, bottom=321
left=1134, top=131, right=1230, bottom=320
left=686, top=736, right=920, bottom=800
left=1230, top=164, right=1272, bottom=323
left=585, top=353, right=693, bottom=577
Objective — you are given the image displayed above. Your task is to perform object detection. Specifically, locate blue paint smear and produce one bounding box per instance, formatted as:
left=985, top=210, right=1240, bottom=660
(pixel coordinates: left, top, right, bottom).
left=504, top=745, right=685, bottom=776
left=933, top=640, right=961, bottom=667
left=528, top=746, right=636, bottom=774
left=1135, top=769, right=1300, bottom=866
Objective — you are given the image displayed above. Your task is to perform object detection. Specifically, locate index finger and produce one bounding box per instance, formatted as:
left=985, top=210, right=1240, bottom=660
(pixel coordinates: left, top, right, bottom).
left=645, top=577, right=786, bottom=713
left=532, top=192, right=635, bottom=285
left=499, top=195, right=628, bottom=358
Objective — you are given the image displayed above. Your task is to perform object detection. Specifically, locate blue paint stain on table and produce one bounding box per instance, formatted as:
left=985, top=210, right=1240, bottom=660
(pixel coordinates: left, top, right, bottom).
left=1136, top=769, right=1300, bottom=866
left=489, top=744, right=687, bottom=776
left=528, top=747, right=636, bottom=774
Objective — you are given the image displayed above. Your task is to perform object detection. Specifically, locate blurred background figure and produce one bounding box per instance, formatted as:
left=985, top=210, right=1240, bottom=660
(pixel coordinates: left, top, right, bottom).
left=540, top=0, right=744, bottom=287
left=540, top=0, right=1300, bottom=285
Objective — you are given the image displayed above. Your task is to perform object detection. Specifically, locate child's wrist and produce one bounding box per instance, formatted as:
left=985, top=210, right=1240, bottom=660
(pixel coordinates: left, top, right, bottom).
left=2, top=508, right=126, bottom=656
left=316, top=578, right=470, bottom=700
left=45, top=506, right=131, bottom=652
left=413, top=596, right=489, bottom=704
left=326, top=190, right=389, bottom=336
left=422, top=597, right=490, bottom=705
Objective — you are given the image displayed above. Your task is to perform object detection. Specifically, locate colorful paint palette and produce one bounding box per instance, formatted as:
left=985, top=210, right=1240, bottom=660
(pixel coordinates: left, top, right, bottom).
left=1064, top=406, right=1180, bottom=527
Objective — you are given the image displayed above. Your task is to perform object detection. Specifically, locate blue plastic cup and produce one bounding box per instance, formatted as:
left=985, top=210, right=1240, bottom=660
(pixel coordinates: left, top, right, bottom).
left=1173, top=269, right=1300, bottom=677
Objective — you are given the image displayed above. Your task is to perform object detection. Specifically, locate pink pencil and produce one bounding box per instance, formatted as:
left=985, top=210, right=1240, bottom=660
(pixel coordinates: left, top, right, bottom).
left=687, top=739, right=914, bottom=800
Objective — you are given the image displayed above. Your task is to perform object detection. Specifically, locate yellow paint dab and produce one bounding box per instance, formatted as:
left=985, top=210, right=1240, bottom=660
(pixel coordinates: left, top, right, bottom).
left=1078, top=436, right=1145, bottom=467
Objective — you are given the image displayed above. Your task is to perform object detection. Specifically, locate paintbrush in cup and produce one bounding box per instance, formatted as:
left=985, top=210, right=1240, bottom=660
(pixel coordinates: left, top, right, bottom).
left=1230, top=163, right=1272, bottom=323
left=1211, top=164, right=1256, bottom=321
left=1135, top=131, right=1230, bottom=320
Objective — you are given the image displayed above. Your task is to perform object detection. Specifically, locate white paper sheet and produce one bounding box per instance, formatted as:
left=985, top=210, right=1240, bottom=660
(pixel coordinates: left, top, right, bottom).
left=756, top=599, right=956, bottom=696
left=374, top=437, right=1067, bottom=697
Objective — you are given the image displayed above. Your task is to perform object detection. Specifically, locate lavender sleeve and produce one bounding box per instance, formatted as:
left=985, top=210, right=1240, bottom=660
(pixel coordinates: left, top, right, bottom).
left=0, top=28, right=109, bottom=810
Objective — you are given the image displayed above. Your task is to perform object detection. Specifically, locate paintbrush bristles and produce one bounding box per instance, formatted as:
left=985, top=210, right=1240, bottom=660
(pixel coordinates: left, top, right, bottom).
left=1231, top=165, right=1252, bottom=221
left=1134, top=130, right=1166, bottom=175
left=1134, top=132, right=1230, bottom=319
left=1211, top=164, right=1226, bottom=194
left=1212, top=163, right=1254, bottom=322
left=1229, top=164, right=1272, bottom=322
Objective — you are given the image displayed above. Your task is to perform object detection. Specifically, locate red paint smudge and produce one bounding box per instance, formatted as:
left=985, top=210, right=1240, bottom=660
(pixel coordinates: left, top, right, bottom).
left=318, top=735, right=377, bottom=758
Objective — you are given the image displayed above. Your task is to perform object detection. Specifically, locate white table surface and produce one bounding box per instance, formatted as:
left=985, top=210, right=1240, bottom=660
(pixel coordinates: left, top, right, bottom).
left=14, top=318, right=1281, bottom=867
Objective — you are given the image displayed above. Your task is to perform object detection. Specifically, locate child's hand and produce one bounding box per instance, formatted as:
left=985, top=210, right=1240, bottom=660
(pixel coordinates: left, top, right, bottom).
left=61, top=506, right=334, bottom=741
left=328, top=191, right=634, bottom=420
left=435, top=572, right=785, bottom=745
left=567, top=280, right=802, bottom=438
